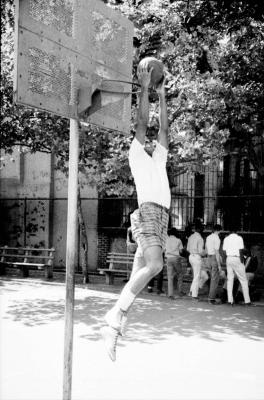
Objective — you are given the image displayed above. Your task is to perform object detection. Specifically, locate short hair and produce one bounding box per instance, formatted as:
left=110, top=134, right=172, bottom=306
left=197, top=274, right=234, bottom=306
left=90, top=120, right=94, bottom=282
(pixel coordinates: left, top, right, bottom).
left=228, top=221, right=239, bottom=233
left=194, top=219, right=204, bottom=232
left=213, top=224, right=222, bottom=231
left=168, top=227, right=179, bottom=238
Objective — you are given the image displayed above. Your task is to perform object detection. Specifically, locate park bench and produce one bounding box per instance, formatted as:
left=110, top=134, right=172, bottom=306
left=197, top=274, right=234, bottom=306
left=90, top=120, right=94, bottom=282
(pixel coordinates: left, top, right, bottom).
left=98, top=252, right=193, bottom=287
left=0, top=246, right=55, bottom=279
left=98, top=252, right=134, bottom=284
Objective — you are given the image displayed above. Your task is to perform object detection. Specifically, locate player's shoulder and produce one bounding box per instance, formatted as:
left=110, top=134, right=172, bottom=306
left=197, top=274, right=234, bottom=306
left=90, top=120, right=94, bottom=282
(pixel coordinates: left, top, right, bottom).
left=129, top=137, right=145, bottom=159
left=155, top=141, right=168, bottom=153
left=153, top=141, right=168, bottom=161
left=130, top=137, right=144, bottom=151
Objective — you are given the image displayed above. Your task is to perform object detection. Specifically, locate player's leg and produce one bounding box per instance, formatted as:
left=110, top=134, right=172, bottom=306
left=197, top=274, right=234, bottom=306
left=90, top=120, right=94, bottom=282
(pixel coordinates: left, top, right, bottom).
left=104, top=248, right=145, bottom=340
left=101, top=245, right=163, bottom=361
left=130, top=245, right=145, bottom=279
left=101, top=204, right=168, bottom=361
left=107, top=245, right=163, bottom=322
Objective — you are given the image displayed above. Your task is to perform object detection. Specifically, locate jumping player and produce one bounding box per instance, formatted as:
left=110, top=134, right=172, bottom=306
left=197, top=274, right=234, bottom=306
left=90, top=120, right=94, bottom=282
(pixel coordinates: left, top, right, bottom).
left=100, top=63, right=171, bottom=361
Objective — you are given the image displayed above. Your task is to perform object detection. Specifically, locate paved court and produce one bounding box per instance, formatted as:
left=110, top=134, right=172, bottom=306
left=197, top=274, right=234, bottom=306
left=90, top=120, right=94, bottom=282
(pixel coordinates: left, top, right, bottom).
left=1, top=276, right=264, bottom=400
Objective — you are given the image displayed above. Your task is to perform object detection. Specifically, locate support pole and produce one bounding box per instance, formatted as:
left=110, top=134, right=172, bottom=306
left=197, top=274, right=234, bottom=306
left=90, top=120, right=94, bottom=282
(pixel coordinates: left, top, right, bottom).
left=63, top=118, right=79, bottom=400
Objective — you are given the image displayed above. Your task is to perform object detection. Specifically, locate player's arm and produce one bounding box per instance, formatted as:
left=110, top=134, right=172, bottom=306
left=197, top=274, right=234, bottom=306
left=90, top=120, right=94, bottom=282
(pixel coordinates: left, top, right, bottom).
left=215, top=237, right=222, bottom=271
left=136, top=66, right=152, bottom=145
left=239, top=237, right=245, bottom=263
left=222, top=240, right=227, bottom=264
left=198, top=237, right=205, bottom=256
left=156, top=77, right=168, bottom=149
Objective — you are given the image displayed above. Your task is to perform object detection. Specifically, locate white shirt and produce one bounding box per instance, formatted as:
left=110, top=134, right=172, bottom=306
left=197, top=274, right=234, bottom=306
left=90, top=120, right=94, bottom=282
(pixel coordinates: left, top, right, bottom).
left=129, top=138, right=171, bottom=209
left=165, top=236, right=183, bottom=258
left=187, top=232, right=204, bottom=255
left=223, top=233, right=244, bottom=257
left=206, top=232, right=220, bottom=255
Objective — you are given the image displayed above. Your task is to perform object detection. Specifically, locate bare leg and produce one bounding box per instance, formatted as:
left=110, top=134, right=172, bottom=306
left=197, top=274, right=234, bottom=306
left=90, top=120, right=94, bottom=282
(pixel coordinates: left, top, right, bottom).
left=130, top=247, right=145, bottom=280
left=105, top=245, right=163, bottom=331
left=126, top=245, right=163, bottom=295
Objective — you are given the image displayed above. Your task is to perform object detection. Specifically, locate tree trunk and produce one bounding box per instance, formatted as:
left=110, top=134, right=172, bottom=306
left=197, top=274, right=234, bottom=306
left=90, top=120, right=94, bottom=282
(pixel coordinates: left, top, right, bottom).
left=77, top=184, right=89, bottom=284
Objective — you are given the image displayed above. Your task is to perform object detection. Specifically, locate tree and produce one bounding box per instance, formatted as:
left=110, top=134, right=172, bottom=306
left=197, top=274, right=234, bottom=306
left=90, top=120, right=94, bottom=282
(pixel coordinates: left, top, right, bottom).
left=1, top=0, right=264, bottom=191
left=116, top=0, right=263, bottom=173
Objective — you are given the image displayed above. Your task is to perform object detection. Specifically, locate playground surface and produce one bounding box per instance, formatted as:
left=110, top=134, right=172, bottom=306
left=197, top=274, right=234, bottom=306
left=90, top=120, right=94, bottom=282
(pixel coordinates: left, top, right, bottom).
left=1, top=275, right=264, bottom=400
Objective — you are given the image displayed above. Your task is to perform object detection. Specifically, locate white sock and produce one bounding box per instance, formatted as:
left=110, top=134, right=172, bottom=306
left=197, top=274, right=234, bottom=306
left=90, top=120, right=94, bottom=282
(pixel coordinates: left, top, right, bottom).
left=116, top=284, right=136, bottom=312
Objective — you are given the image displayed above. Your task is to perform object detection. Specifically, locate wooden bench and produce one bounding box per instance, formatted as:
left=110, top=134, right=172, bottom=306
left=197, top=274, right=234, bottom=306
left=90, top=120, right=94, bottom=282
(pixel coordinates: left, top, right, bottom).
left=98, top=252, right=134, bottom=284
left=0, top=246, right=55, bottom=279
left=98, top=252, right=193, bottom=287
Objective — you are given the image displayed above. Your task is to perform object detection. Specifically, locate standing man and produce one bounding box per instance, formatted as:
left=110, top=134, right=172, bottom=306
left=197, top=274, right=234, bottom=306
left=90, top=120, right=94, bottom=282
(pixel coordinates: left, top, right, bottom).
left=206, top=224, right=222, bottom=304
left=187, top=221, right=204, bottom=300
left=222, top=226, right=251, bottom=305
left=101, top=64, right=171, bottom=361
left=165, top=227, right=185, bottom=299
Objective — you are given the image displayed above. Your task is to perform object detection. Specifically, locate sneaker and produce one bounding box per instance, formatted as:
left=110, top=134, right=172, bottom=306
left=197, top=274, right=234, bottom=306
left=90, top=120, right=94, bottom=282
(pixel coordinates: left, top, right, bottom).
left=105, top=308, right=127, bottom=336
left=208, top=299, right=217, bottom=305
left=100, top=326, right=119, bottom=362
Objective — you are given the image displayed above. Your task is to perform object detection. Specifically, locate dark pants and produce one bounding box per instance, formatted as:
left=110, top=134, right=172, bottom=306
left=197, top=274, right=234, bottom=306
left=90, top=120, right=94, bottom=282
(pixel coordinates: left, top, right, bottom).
left=208, top=255, right=220, bottom=300
left=167, top=256, right=184, bottom=297
left=148, top=268, right=164, bottom=292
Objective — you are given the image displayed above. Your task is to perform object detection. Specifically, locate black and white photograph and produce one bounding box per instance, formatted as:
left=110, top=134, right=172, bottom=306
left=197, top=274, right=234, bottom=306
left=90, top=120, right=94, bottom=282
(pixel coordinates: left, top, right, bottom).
left=1, top=1, right=264, bottom=399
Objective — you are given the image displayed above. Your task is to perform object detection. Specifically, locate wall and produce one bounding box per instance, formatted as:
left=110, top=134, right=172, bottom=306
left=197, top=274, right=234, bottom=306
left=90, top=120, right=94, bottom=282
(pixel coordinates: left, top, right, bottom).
left=0, top=148, right=51, bottom=247
left=52, top=168, right=98, bottom=270
left=0, top=148, right=98, bottom=271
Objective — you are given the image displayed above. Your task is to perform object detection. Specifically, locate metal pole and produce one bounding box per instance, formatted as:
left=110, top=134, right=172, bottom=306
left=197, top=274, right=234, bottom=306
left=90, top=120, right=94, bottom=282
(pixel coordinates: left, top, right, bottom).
left=23, top=198, right=27, bottom=247
left=63, top=118, right=79, bottom=400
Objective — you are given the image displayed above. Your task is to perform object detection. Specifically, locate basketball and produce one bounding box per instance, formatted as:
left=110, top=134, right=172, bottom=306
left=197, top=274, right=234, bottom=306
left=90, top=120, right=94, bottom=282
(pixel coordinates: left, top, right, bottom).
left=137, top=57, right=164, bottom=87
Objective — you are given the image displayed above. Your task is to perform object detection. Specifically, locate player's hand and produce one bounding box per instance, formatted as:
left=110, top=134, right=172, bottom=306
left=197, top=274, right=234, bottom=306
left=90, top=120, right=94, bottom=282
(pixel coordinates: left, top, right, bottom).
left=137, top=65, right=153, bottom=89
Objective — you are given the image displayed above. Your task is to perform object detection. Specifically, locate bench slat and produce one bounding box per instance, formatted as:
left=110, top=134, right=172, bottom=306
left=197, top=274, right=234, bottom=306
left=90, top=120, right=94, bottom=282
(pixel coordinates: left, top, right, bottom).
left=12, top=262, right=45, bottom=267
left=0, top=254, right=54, bottom=260
left=107, top=252, right=132, bottom=256
left=99, top=269, right=129, bottom=273
left=106, top=257, right=134, bottom=261
left=106, top=258, right=134, bottom=260
left=0, top=247, right=55, bottom=252
left=106, top=259, right=133, bottom=264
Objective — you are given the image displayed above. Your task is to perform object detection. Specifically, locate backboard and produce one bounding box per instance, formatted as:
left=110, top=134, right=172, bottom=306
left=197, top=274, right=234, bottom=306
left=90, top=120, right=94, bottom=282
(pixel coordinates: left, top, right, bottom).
left=14, top=0, right=134, bottom=133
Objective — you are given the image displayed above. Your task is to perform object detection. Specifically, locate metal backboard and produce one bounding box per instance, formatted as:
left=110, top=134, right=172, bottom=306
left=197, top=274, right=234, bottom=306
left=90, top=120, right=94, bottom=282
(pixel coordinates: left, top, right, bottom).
left=14, top=0, right=134, bottom=133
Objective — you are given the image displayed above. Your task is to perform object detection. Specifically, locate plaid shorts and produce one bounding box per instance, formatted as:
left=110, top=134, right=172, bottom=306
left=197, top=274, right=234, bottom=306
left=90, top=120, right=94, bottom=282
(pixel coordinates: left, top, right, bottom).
left=130, top=202, right=169, bottom=254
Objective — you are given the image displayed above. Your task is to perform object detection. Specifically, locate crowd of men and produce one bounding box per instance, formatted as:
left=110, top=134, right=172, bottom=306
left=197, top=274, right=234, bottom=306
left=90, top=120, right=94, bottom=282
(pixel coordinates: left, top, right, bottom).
left=127, top=220, right=258, bottom=306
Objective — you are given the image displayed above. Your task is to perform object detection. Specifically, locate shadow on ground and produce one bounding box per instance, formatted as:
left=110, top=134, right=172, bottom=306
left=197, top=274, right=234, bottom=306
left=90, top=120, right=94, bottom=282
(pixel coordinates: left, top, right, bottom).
left=1, top=277, right=264, bottom=345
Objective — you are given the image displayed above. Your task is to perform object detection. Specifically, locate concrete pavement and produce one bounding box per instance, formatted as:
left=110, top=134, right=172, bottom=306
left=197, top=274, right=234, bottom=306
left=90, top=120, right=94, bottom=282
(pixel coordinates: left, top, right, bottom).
left=1, top=276, right=264, bottom=400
